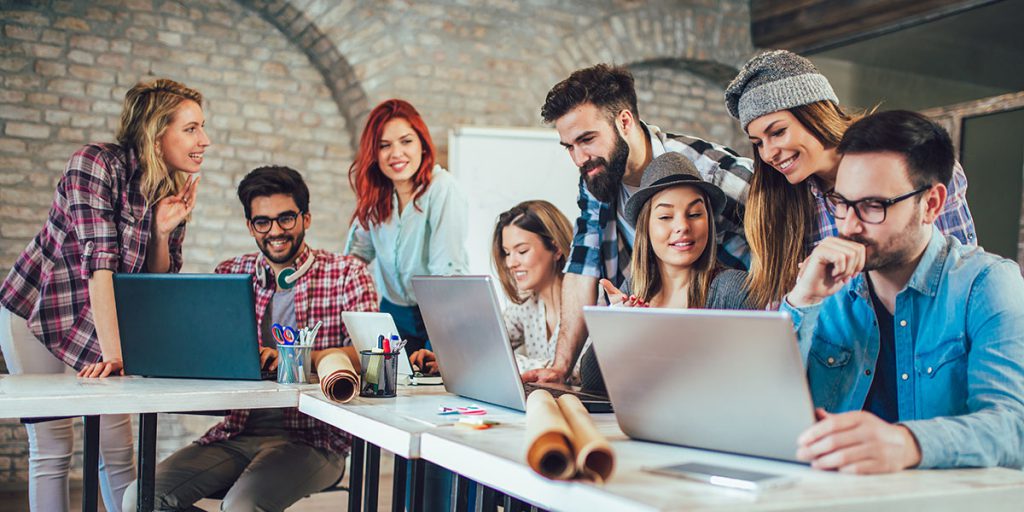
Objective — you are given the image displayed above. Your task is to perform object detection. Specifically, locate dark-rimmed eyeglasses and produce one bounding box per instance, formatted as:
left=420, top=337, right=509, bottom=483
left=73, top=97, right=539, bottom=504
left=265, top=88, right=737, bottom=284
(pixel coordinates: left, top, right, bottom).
left=825, top=186, right=930, bottom=225
left=249, top=211, right=302, bottom=233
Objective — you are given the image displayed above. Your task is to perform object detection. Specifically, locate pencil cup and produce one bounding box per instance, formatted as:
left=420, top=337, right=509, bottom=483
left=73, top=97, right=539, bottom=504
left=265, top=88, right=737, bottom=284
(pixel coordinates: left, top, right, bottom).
left=277, top=344, right=313, bottom=384
left=359, top=349, right=399, bottom=398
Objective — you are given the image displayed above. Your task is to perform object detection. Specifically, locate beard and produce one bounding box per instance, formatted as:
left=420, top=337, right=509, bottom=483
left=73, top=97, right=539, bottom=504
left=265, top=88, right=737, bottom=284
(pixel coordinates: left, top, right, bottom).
left=580, top=132, right=629, bottom=203
left=259, top=229, right=306, bottom=265
left=841, top=209, right=922, bottom=271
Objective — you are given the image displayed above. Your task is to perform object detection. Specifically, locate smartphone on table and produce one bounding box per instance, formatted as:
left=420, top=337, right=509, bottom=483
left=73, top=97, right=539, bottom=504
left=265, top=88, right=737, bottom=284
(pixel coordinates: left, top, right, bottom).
left=645, top=462, right=796, bottom=492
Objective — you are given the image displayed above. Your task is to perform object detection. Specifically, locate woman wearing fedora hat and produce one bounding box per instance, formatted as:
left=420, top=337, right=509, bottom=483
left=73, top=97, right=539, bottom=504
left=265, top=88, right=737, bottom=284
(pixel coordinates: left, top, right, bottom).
left=581, top=152, right=753, bottom=392
left=598, top=151, right=752, bottom=310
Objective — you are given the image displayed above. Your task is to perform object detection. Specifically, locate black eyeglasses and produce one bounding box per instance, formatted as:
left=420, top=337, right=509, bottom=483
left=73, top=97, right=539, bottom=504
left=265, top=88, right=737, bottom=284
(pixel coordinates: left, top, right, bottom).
left=824, top=186, right=930, bottom=225
left=249, top=211, right=302, bottom=233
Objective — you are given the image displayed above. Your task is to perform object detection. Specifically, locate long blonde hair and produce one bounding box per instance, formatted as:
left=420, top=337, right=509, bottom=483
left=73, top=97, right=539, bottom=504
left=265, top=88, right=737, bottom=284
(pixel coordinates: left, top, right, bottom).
left=115, top=78, right=203, bottom=205
left=744, top=100, right=859, bottom=309
left=630, top=185, right=718, bottom=308
left=491, top=200, right=572, bottom=305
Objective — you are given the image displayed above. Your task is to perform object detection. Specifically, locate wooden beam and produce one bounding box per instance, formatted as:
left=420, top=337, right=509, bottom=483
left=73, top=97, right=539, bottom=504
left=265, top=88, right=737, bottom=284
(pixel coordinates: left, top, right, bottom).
left=751, top=0, right=1002, bottom=52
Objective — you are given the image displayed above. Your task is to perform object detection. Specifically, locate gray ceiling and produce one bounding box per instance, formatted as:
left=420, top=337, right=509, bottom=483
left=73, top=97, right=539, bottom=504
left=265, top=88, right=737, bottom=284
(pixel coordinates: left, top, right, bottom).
left=812, top=0, right=1024, bottom=92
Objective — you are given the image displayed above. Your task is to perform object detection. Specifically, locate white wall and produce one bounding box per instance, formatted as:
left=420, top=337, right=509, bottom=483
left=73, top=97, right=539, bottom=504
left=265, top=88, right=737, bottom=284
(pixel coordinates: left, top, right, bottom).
left=448, top=126, right=581, bottom=278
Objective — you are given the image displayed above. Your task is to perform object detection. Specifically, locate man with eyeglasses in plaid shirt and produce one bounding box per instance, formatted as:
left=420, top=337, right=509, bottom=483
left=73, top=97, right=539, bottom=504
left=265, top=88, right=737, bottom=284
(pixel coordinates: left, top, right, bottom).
left=123, top=166, right=378, bottom=511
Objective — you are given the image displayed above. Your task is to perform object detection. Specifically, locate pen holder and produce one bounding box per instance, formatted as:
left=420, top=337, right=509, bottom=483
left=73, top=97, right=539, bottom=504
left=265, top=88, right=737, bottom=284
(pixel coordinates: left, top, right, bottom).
left=359, top=349, right=399, bottom=398
left=277, top=344, right=313, bottom=384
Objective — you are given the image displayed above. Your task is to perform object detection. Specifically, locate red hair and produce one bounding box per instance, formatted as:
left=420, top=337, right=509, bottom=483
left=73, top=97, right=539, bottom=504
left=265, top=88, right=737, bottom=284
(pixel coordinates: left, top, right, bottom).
left=349, top=99, right=437, bottom=228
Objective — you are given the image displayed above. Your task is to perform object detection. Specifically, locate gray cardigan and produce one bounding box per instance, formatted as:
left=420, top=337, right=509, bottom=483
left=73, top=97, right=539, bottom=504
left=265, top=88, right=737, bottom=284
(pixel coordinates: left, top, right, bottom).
left=618, top=268, right=752, bottom=310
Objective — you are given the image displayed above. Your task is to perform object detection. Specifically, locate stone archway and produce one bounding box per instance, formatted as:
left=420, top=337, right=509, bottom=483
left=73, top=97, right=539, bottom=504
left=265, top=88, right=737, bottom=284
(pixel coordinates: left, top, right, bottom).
left=556, top=2, right=754, bottom=153
left=555, top=2, right=753, bottom=80
left=239, top=0, right=370, bottom=153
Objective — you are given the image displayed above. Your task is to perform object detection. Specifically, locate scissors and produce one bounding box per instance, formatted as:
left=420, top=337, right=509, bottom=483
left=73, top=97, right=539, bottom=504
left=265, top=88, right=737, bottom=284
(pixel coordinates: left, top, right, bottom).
left=271, top=323, right=299, bottom=345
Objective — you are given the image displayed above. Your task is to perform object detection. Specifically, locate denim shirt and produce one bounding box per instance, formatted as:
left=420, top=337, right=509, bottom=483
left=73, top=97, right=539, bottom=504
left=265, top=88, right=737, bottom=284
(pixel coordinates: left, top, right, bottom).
left=781, top=227, right=1024, bottom=469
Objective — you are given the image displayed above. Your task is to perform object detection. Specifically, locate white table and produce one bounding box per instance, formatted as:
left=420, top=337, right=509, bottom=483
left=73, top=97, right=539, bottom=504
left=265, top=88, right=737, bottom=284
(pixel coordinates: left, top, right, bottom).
left=0, top=374, right=308, bottom=512
left=421, top=416, right=1024, bottom=512
left=297, top=383, right=1024, bottom=512
left=299, top=385, right=495, bottom=511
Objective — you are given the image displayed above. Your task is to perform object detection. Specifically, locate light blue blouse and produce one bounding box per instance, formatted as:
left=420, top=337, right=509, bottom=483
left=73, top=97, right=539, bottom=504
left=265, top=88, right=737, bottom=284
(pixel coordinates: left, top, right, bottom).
left=344, top=166, right=469, bottom=306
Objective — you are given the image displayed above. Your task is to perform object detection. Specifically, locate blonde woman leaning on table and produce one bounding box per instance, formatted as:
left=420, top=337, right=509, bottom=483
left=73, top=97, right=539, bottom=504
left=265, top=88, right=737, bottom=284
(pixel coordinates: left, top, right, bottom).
left=344, top=99, right=469, bottom=354
left=0, top=78, right=209, bottom=512
left=410, top=200, right=581, bottom=380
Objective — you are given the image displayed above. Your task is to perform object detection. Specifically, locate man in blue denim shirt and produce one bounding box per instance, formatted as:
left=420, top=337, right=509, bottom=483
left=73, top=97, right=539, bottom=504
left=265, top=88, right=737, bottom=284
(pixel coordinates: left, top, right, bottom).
left=782, top=110, right=1024, bottom=473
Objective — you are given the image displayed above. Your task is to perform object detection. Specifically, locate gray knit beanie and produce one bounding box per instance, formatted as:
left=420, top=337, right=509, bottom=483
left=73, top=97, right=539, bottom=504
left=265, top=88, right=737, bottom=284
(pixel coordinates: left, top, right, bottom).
left=724, top=50, right=839, bottom=130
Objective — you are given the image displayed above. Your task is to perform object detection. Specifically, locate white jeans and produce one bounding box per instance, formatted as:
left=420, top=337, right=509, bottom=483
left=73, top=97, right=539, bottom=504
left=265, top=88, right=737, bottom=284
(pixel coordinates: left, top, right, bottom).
left=1, top=306, right=136, bottom=512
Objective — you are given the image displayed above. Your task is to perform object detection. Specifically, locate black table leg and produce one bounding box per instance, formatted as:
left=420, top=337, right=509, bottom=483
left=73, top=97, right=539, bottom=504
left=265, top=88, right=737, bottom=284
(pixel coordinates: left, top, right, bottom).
left=503, top=494, right=529, bottom=512
left=348, top=437, right=365, bottom=512
left=392, top=455, right=407, bottom=512
left=137, top=413, right=157, bottom=512
left=476, top=484, right=497, bottom=512
left=363, top=443, right=380, bottom=511
left=452, top=473, right=471, bottom=512
left=82, top=416, right=99, bottom=512
left=409, top=459, right=425, bottom=512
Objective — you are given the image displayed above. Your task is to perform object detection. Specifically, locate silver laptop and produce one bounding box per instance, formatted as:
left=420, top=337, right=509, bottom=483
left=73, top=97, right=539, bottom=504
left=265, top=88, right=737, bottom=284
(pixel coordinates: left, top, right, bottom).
left=411, top=276, right=528, bottom=411
left=342, top=311, right=415, bottom=376
left=583, top=307, right=816, bottom=462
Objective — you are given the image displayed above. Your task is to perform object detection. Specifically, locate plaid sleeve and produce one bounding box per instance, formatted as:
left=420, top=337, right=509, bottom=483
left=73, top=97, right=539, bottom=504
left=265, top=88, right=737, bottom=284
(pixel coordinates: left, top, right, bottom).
left=564, top=178, right=611, bottom=278
left=167, top=222, right=186, bottom=273
left=338, top=258, right=379, bottom=347
left=935, top=160, right=977, bottom=246
left=64, top=148, right=120, bottom=279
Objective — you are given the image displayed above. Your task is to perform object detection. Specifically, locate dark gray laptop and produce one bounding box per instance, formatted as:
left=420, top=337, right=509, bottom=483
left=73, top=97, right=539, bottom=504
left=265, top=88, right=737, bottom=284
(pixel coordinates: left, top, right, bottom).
left=113, top=273, right=266, bottom=380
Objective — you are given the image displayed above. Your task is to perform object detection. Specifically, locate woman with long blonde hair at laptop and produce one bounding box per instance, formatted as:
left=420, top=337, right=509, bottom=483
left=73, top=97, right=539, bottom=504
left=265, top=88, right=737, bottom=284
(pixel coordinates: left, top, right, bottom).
left=581, top=153, right=753, bottom=392
left=599, top=152, right=752, bottom=310
left=410, top=200, right=580, bottom=380
left=0, top=78, right=209, bottom=512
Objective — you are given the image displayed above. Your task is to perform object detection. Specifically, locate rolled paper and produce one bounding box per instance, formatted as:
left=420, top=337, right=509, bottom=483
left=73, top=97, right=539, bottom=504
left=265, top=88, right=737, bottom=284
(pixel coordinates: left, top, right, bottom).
left=524, top=390, right=576, bottom=480
left=317, top=351, right=359, bottom=403
left=557, top=394, right=615, bottom=482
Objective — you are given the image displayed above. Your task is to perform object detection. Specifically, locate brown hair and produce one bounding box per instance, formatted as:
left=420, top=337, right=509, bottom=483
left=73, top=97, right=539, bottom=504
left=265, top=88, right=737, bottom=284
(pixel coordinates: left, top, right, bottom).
left=630, top=185, right=718, bottom=308
left=491, top=200, right=573, bottom=305
left=744, top=100, right=860, bottom=308
left=115, top=78, right=204, bottom=205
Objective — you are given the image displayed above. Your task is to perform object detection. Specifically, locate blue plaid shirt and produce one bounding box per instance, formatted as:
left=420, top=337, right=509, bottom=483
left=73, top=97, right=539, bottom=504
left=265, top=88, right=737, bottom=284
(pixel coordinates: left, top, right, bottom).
left=564, top=123, right=754, bottom=287
left=807, top=160, right=977, bottom=247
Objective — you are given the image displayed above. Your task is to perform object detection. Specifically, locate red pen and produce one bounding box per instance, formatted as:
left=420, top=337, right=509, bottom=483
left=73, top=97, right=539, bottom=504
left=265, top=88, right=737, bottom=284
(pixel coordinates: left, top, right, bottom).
left=383, top=337, right=391, bottom=354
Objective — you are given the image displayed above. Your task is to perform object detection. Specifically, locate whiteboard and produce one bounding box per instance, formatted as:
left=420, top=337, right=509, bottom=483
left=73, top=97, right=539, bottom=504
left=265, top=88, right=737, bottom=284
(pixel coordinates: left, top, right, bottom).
left=448, top=126, right=581, bottom=278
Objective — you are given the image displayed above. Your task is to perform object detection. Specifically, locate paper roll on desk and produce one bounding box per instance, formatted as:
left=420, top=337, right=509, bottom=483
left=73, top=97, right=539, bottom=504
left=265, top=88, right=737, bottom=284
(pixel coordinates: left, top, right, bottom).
left=316, top=351, right=359, bottom=403
left=558, top=394, right=615, bottom=481
left=525, top=390, right=615, bottom=481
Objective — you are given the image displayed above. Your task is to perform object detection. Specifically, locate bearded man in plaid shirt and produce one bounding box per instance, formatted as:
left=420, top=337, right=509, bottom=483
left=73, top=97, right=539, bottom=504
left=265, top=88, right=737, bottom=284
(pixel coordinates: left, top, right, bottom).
left=123, top=166, right=378, bottom=511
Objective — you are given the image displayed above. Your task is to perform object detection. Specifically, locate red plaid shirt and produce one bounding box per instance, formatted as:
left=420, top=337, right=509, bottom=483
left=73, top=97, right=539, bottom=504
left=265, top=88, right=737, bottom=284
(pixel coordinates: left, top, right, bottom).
left=0, top=143, right=185, bottom=370
left=197, top=247, right=378, bottom=456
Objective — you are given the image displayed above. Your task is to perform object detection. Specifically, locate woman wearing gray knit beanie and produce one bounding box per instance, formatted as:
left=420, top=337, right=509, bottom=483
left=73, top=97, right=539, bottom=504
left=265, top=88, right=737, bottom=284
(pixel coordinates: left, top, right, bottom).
left=723, top=49, right=977, bottom=309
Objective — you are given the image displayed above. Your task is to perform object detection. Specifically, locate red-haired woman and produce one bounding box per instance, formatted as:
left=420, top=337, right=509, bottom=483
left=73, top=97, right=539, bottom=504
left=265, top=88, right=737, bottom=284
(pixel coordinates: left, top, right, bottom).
left=344, top=99, right=468, bottom=354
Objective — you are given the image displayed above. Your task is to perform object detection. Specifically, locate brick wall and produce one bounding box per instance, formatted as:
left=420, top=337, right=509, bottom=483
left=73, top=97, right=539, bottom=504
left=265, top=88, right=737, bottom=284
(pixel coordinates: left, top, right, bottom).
left=1, top=0, right=752, bottom=487
left=631, top=63, right=751, bottom=156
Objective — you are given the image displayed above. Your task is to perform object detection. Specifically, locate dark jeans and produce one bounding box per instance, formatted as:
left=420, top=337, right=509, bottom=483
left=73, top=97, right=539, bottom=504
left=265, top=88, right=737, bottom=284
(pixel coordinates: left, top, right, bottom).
left=380, top=298, right=430, bottom=354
